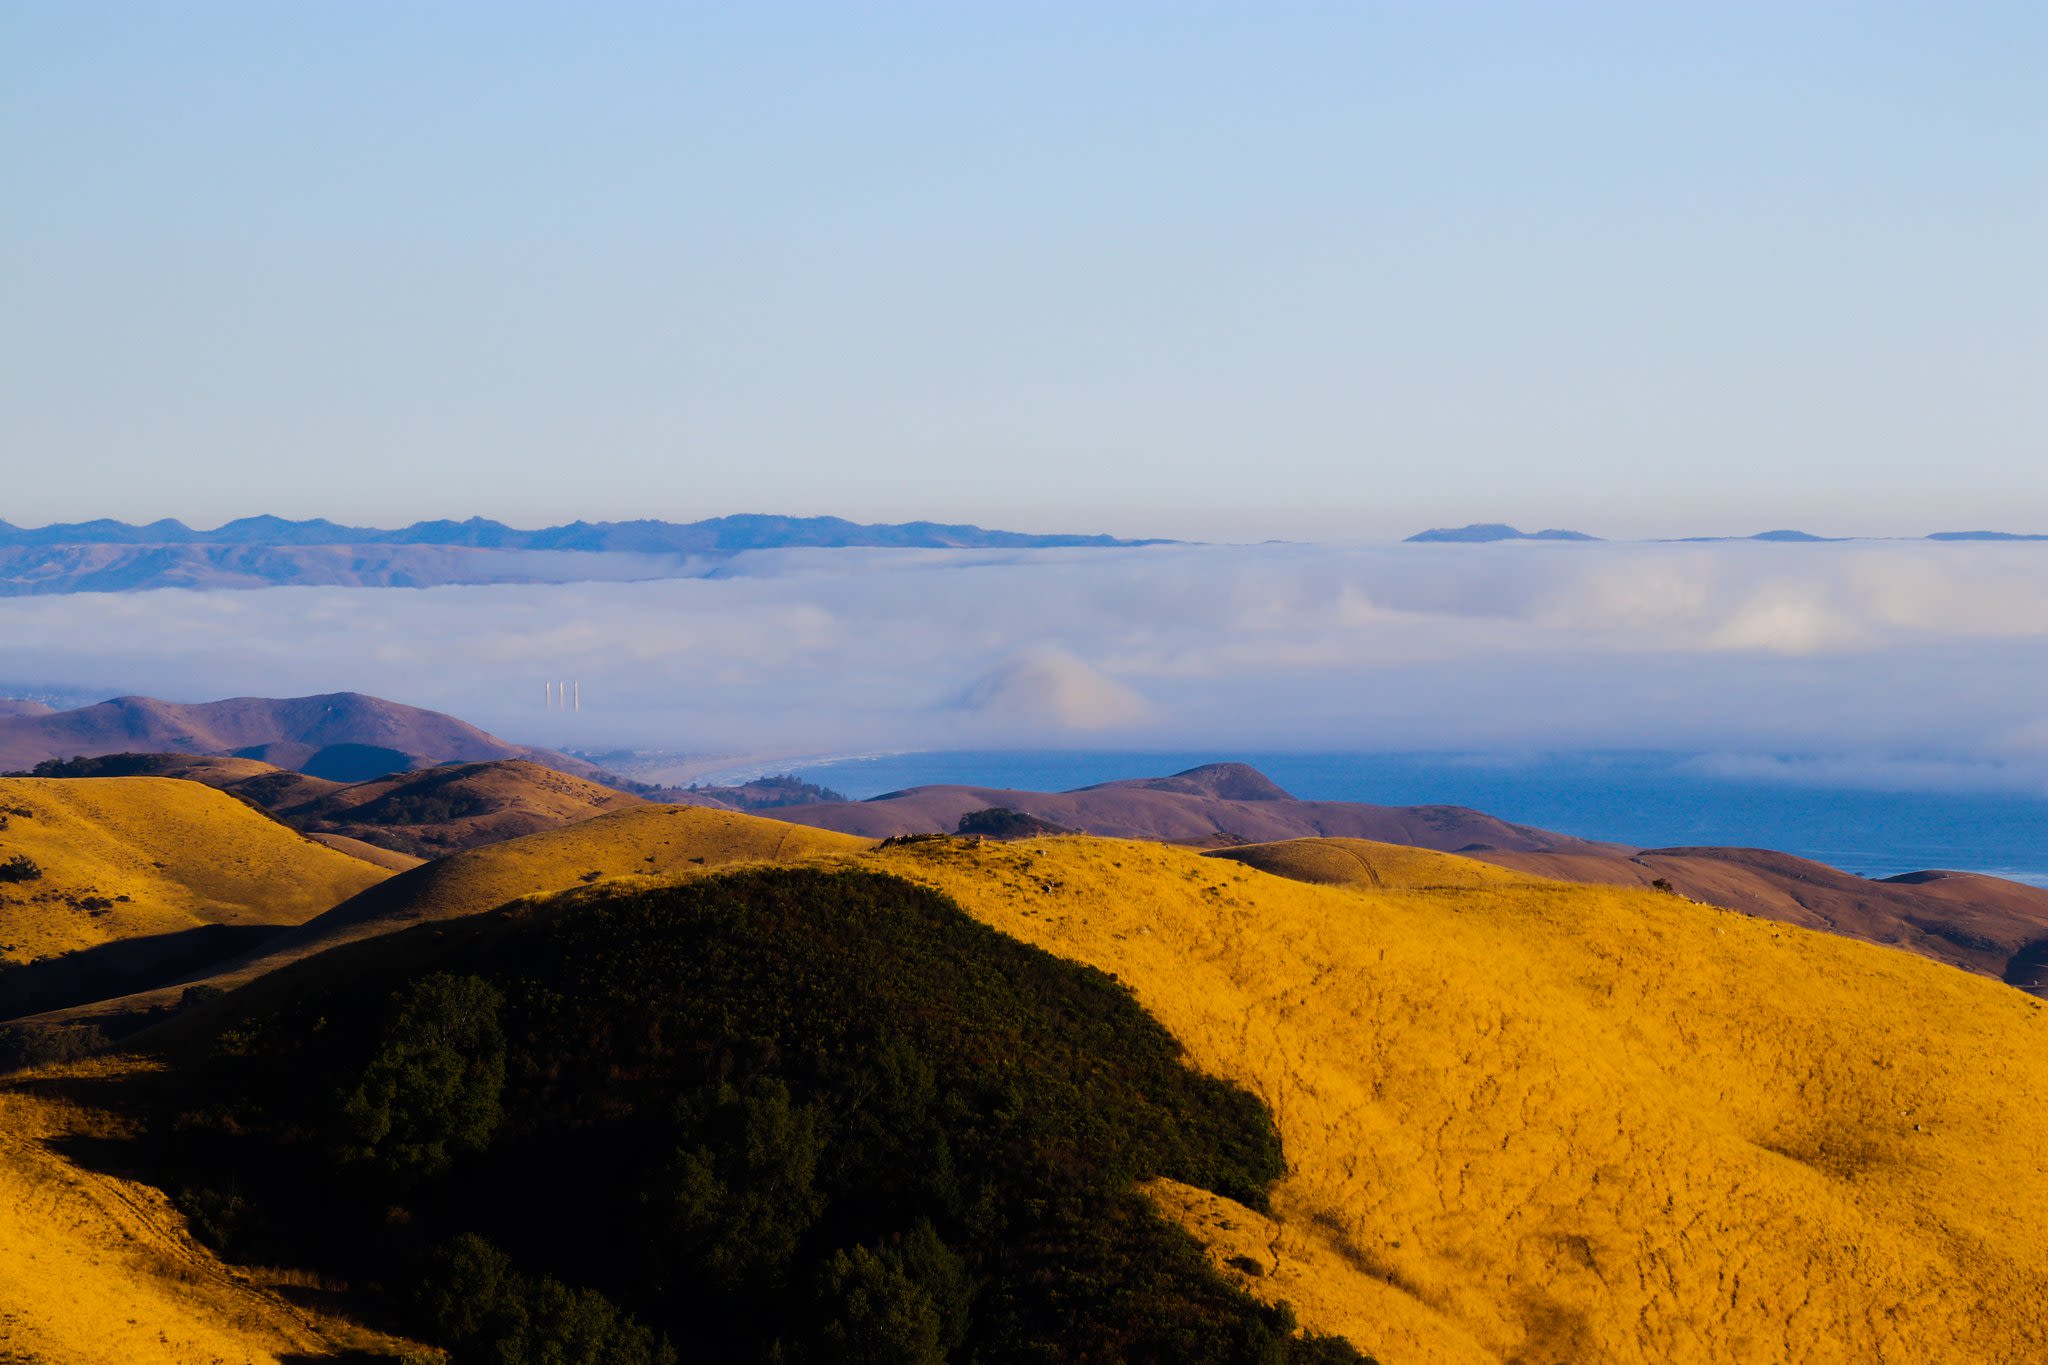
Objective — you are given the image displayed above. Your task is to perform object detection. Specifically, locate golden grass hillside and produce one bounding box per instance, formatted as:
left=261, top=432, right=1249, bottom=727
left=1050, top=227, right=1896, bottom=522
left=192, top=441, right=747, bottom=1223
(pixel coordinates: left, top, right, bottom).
left=38, top=804, right=871, bottom=1027
left=13, top=813, right=2044, bottom=1363
left=858, top=834, right=2048, bottom=1365
left=1207, top=837, right=1527, bottom=891
left=0, top=776, right=390, bottom=966
left=0, top=1058, right=423, bottom=1364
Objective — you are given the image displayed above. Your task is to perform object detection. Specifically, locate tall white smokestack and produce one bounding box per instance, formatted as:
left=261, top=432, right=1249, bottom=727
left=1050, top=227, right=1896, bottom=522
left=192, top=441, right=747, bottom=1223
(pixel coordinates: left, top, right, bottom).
left=545, top=681, right=554, bottom=710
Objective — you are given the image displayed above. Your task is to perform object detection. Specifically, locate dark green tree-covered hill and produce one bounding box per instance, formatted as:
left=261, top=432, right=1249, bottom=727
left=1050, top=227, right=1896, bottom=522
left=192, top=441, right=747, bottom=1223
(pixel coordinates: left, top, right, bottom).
left=144, top=867, right=1371, bottom=1364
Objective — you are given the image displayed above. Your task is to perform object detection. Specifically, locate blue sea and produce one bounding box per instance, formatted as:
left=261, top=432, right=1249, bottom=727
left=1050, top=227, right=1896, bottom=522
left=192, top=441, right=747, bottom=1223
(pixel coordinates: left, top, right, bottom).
left=761, top=750, right=2048, bottom=888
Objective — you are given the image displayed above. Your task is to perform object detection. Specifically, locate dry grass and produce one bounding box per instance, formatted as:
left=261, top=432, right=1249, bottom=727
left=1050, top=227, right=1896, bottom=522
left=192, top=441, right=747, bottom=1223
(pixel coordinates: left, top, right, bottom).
left=1206, top=837, right=1530, bottom=891
left=0, top=777, right=392, bottom=966
left=862, top=834, right=2048, bottom=1364
left=0, top=1055, right=427, bottom=1364
left=8, top=814, right=2045, bottom=1363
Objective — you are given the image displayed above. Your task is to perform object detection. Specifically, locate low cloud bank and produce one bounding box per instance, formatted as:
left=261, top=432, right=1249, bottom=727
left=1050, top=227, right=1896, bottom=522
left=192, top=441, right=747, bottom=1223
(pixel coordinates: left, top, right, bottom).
left=3, top=540, right=2044, bottom=792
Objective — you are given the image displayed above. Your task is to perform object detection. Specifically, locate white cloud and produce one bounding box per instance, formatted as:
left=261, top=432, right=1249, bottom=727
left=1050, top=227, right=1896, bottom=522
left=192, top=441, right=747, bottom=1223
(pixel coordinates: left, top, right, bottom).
left=1, top=540, right=2043, bottom=785
left=953, top=647, right=1150, bottom=732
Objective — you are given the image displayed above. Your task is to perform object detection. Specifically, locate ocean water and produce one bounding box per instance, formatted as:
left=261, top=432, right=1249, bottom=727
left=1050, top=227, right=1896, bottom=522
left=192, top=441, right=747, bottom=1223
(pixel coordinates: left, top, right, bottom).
left=771, top=750, right=2048, bottom=887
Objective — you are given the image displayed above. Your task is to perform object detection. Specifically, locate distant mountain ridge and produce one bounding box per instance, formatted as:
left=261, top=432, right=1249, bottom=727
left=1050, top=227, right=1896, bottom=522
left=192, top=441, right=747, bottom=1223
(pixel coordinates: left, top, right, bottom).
left=0, top=514, right=1171, bottom=595
left=0, top=513, right=1162, bottom=551
left=1405, top=523, right=1601, bottom=543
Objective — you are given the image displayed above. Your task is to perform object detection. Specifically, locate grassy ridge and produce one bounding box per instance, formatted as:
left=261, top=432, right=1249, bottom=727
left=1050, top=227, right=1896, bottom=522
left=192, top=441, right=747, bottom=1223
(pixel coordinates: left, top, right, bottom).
left=8, top=809, right=2046, bottom=1362
left=149, top=867, right=1368, bottom=1363
left=868, top=834, right=2048, bottom=1363
left=0, top=776, right=389, bottom=967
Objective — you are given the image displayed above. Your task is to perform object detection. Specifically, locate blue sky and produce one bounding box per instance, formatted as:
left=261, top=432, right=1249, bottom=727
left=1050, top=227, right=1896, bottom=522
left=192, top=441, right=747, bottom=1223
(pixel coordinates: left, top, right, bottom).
left=4, top=2, right=2043, bottom=540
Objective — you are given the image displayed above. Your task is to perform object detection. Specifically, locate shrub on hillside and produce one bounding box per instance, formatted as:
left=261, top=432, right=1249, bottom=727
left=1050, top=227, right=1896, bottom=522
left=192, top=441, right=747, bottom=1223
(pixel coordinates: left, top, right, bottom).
left=0, top=1023, right=105, bottom=1072
left=0, top=854, right=43, bottom=883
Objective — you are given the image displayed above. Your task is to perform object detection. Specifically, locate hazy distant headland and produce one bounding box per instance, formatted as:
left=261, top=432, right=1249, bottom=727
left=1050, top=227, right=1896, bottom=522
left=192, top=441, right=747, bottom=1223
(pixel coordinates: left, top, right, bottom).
left=1406, top=522, right=2048, bottom=544
left=9, top=515, right=2046, bottom=596
left=0, top=514, right=1174, bottom=595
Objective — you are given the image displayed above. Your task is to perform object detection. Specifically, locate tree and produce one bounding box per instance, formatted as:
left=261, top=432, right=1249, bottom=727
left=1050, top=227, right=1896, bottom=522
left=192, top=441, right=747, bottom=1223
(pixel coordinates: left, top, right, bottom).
left=661, top=1077, right=827, bottom=1292
left=811, top=1245, right=945, bottom=1365
left=338, top=973, right=505, bottom=1178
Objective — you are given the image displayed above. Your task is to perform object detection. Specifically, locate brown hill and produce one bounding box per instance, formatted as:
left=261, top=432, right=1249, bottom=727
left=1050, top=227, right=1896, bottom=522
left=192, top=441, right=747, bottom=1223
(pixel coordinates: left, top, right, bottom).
left=779, top=763, right=1593, bottom=851
left=0, top=691, right=601, bottom=782
left=279, top=759, right=646, bottom=857
left=784, top=763, right=2048, bottom=992
left=0, top=699, right=55, bottom=718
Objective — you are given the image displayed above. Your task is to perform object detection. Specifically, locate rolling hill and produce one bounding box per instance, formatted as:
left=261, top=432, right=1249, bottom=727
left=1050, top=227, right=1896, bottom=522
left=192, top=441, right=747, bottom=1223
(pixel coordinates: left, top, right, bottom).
left=0, top=776, right=390, bottom=970
left=28, top=751, right=646, bottom=859
left=863, top=833, right=2048, bottom=1363
left=784, top=763, right=2048, bottom=992
left=260, top=758, right=647, bottom=858
left=26, top=805, right=872, bottom=1030
left=0, top=691, right=601, bottom=781
left=0, top=775, right=394, bottom=1023
left=1477, top=843, right=2048, bottom=992
left=778, top=762, right=1600, bottom=851
left=5, top=817, right=2044, bottom=1362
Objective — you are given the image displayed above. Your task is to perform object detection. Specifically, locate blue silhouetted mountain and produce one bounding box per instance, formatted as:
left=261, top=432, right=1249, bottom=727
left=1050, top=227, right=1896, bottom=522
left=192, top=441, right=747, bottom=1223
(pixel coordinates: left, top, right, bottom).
left=1404, top=523, right=1602, bottom=543
left=0, top=515, right=1174, bottom=594
left=0, top=514, right=1165, bottom=553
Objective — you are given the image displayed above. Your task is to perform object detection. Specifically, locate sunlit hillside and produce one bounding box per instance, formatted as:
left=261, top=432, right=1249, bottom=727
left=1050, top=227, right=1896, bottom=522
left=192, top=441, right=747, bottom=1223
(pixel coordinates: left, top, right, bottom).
left=0, top=776, right=390, bottom=967
left=34, top=804, right=872, bottom=1028
left=0, top=1057, right=425, bottom=1364
left=6, top=814, right=2044, bottom=1362
left=1205, top=837, right=1526, bottom=891
left=862, top=834, right=2048, bottom=1364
